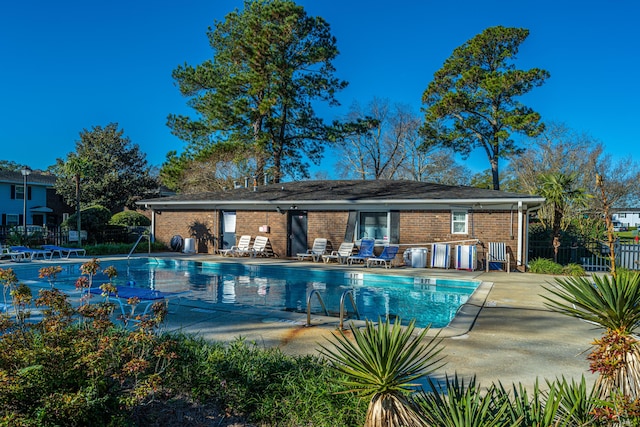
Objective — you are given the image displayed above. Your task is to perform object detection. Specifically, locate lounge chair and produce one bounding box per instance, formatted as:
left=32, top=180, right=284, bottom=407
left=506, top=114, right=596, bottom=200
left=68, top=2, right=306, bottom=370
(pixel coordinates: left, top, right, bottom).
left=322, top=242, right=355, bottom=264
left=486, top=242, right=510, bottom=273
left=1, top=246, right=29, bottom=262
left=219, top=235, right=252, bottom=257
left=10, top=246, right=53, bottom=261
left=366, top=245, right=399, bottom=268
left=88, top=285, right=185, bottom=319
left=251, top=236, right=276, bottom=257
left=430, top=243, right=450, bottom=269
left=296, top=238, right=328, bottom=262
left=455, top=244, right=477, bottom=271
left=347, top=238, right=375, bottom=265
left=42, top=244, right=86, bottom=258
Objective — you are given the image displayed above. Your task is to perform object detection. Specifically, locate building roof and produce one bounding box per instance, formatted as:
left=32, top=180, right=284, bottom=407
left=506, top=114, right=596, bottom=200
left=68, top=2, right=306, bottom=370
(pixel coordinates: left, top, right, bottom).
left=0, top=170, right=56, bottom=186
left=138, top=179, right=545, bottom=211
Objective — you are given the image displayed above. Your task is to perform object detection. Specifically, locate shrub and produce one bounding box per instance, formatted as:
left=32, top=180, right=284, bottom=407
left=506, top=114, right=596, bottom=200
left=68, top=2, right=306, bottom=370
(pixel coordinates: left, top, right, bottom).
left=528, top=258, right=564, bottom=275
left=562, top=263, right=586, bottom=277
left=110, top=211, right=151, bottom=227
left=62, top=205, right=112, bottom=238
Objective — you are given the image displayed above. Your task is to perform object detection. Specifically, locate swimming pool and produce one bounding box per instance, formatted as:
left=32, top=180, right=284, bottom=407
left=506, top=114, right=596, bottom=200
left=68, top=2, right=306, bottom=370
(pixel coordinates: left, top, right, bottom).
left=16, top=258, right=481, bottom=328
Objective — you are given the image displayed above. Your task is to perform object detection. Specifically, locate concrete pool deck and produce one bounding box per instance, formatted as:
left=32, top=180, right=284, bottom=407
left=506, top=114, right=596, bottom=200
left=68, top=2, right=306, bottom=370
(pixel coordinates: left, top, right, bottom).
left=5, top=253, right=601, bottom=391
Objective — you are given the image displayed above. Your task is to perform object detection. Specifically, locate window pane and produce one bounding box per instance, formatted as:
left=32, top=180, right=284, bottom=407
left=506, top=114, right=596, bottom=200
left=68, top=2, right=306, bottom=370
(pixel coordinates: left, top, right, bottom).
left=15, top=186, right=24, bottom=200
left=359, top=212, right=388, bottom=240
left=451, top=211, right=467, bottom=234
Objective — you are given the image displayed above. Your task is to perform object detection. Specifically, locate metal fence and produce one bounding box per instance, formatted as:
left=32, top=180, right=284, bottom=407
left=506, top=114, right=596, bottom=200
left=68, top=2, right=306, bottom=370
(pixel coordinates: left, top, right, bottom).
left=529, top=238, right=640, bottom=271
left=0, top=225, right=148, bottom=246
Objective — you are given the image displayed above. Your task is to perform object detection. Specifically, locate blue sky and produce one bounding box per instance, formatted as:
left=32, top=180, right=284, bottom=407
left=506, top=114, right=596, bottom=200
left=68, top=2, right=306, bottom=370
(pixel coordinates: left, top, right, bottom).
left=1, top=0, right=638, bottom=177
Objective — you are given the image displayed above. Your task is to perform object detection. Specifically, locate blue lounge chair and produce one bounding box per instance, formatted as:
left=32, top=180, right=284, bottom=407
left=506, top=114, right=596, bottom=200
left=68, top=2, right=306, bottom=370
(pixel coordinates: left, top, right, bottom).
left=88, top=285, right=185, bottom=318
left=10, top=246, right=53, bottom=260
left=347, top=238, right=375, bottom=265
left=42, top=245, right=86, bottom=258
left=366, top=245, right=399, bottom=268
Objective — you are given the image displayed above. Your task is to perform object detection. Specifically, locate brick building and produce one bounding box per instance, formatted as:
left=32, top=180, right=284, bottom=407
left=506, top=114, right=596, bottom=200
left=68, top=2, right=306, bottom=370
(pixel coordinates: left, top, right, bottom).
left=138, top=180, right=545, bottom=272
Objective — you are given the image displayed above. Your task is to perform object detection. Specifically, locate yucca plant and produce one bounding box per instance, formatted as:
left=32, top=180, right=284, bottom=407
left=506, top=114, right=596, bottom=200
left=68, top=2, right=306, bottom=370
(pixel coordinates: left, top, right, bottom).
left=543, top=270, right=640, bottom=401
left=319, top=317, right=445, bottom=427
left=415, top=375, right=518, bottom=427
left=496, top=379, right=560, bottom=426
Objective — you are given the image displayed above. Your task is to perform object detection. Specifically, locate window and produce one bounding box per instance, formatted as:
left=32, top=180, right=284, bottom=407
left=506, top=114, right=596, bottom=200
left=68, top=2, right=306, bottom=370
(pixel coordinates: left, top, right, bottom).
left=451, top=210, right=468, bottom=234
left=619, top=213, right=627, bottom=218
left=358, top=212, right=388, bottom=241
left=15, top=185, right=25, bottom=200
left=6, top=214, right=19, bottom=226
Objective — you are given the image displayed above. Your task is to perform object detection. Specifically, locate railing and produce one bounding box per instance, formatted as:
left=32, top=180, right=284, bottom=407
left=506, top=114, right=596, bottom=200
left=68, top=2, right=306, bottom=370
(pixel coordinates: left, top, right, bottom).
left=529, top=238, right=640, bottom=271
left=306, top=289, right=329, bottom=327
left=127, top=234, right=150, bottom=261
left=339, top=289, right=360, bottom=330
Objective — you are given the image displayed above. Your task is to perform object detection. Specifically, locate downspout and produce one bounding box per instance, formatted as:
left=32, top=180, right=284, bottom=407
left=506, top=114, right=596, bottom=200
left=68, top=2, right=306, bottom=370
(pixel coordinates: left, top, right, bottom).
left=517, top=202, right=523, bottom=268
left=522, top=204, right=544, bottom=270
left=148, top=205, right=156, bottom=243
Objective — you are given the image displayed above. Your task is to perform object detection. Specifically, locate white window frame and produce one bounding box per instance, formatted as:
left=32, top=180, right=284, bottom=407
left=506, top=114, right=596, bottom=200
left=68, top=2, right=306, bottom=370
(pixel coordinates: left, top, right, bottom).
left=357, top=211, right=390, bottom=242
left=15, top=185, right=25, bottom=200
left=451, top=210, right=468, bottom=234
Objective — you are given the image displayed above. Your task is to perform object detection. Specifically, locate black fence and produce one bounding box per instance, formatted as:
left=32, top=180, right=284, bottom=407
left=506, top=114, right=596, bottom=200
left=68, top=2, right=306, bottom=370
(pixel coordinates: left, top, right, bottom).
left=529, top=237, right=640, bottom=271
left=0, top=225, right=149, bottom=246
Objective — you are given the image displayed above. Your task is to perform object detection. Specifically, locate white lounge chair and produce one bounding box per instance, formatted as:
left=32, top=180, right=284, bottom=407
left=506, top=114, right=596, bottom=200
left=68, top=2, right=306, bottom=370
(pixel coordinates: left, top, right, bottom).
left=219, top=235, right=252, bottom=257
left=251, top=236, right=276, bottom=257
left=42, top=245, right=86, bottom=258
left=297, top=238, right=328, bottom=262
left=322, top=242, right=354, bottom=264
left=486, top=242, right=510, bottom=273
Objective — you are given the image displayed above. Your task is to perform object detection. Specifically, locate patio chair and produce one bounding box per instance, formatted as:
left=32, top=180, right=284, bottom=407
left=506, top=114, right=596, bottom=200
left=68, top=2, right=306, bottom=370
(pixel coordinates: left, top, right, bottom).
left=10, top=246, right=53, bottom=261
left=88, top=285, right=186, bottom=319
left=42, top=244, right=86, bottom=258
left=430, top=243, right=451, bottom=269
left=486, top=242, right=510, bottom=273
left=251, top=236, right=276, bottom=257
left=322, top=242, right=355, bottom=264
left=296, top=238, right=328, bottom=262
left=220, top=235, right=252, bottom=257
left=366, top=245, right=399, bottom=268
left=347, top=238, right=375, bottom=265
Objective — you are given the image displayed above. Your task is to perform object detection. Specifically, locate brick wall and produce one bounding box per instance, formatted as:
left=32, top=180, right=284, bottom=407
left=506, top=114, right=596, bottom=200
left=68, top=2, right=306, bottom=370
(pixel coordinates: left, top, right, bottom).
left=152, top=208, right=525, bottom=270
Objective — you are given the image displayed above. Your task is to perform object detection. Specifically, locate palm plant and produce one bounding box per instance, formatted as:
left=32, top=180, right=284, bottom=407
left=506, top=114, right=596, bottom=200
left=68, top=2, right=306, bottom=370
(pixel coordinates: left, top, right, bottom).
left=319, top=317, right=445, bottom=427
left=543, top=270, right=640, bottom=401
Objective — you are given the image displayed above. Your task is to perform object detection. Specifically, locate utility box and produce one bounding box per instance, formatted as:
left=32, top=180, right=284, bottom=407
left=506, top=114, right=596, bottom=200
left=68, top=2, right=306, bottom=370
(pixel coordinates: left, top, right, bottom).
left=404, top=247, right=427, bottom=268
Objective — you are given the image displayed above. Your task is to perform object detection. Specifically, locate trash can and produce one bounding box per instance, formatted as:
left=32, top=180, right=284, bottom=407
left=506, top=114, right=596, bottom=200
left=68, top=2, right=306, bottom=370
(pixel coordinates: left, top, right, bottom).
left=183, top=238, right=196, bottom=254
left=404, top=247, right=427, bottom=268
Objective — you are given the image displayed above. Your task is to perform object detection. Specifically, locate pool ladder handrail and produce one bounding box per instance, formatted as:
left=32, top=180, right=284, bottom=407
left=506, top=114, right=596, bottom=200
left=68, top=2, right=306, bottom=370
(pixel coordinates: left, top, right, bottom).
left=127, top=233, right=150, bottom=262
left=339, top=289, right=360, bottom=330
left=305, top=289, right=360, bottom=328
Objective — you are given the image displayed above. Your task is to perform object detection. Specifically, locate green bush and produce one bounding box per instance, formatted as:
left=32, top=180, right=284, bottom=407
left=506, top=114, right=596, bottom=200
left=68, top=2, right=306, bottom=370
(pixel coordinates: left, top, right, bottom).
left=62, top=205, right=111, bottom=235
left=562, top=263, right=586, bottom=277
left=110, top=211, right=151, bottom=227
left=528, top=258, right=564, bottom=275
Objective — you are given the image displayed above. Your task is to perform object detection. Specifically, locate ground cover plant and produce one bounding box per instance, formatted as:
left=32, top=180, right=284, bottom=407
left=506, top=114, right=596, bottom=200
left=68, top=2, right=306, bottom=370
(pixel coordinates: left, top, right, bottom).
left=2, top=259, right=639, bottom=425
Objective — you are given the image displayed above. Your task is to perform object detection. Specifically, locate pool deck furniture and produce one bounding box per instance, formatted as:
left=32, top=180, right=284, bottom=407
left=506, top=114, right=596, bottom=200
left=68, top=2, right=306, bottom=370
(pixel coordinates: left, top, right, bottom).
left=88, top=285, right=186, bottom=319
left=251, top=236, right=276, bottom=257
left=430, top=243, right=451, bottom=269
left=220, top=235, right=252, bottom=257
left=296, top=238, right=328, bottom=262
left=10, top=246, right=53, bottom=261
left=42, top=245, right=86, bottom=259
left=1, top=245, right=29, bottom=262
left=322, top=242, right=355, bottom=264
left=366, top=245, right=400, bottom=268
left=485, top=242, right=510, bottom=273
left=347, top=238, right=375, bottom=265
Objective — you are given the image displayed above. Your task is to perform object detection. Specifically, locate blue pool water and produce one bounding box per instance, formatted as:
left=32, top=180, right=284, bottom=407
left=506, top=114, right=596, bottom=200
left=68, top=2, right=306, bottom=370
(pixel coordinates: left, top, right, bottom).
left=16, top=258, right=481, bottom=328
